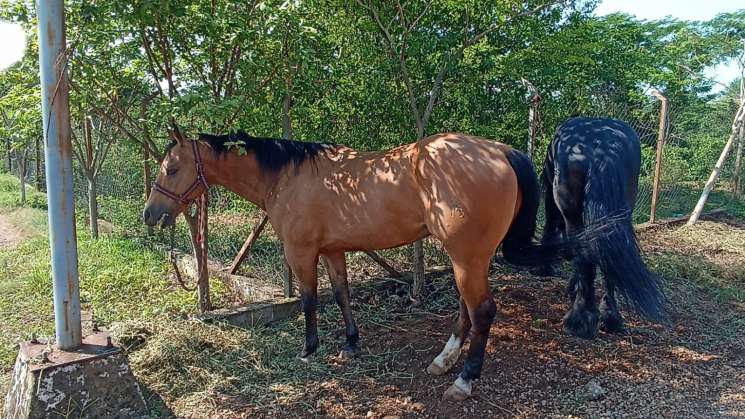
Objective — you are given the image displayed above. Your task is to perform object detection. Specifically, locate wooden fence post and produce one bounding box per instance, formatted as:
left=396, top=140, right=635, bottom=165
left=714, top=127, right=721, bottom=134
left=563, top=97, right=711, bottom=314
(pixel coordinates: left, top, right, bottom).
left=649, top=90, right=669, bottom=223
left=364, top=250, right=402, bottom=278
left=688, top=100, right=745, bottom=225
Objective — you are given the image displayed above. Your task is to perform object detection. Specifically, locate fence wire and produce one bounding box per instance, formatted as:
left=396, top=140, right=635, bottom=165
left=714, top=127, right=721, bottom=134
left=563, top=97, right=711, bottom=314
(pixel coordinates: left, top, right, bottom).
left=8, top=95, right=739, bottom=302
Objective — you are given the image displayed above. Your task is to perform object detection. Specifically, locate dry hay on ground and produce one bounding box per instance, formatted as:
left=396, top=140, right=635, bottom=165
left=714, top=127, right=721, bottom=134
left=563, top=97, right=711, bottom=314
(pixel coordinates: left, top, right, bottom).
left=112, top=219, right=745, bottom=418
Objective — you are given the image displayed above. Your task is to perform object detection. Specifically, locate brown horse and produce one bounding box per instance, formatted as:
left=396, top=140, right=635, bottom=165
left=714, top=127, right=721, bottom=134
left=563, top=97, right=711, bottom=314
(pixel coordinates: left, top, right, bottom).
left=143, top=131, right=541, bottom=401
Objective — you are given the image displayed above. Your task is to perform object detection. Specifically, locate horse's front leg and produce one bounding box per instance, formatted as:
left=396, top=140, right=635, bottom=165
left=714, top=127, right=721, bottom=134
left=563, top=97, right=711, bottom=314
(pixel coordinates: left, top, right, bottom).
left=321, top=252, right=360, bottom=358
left=285, top=246, right=320, bottom=360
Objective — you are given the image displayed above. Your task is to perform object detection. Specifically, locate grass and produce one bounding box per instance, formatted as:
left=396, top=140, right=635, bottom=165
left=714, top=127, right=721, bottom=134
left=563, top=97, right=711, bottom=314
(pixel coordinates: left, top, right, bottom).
left=0, top=173, right=47, bottom=210
left=642, top=221, right=745, bottom=306
left=0, top=173, right=235, bottom=410
left=1, top=170, right=744, bottom=417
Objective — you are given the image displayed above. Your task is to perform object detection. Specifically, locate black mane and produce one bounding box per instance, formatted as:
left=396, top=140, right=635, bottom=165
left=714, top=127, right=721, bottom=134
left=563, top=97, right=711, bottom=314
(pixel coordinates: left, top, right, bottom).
left=198, top=131, right=335, bottom=173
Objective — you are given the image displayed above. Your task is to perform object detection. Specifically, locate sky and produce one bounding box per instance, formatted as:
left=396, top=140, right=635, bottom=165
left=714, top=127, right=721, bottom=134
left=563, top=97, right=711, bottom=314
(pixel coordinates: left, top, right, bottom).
left=0, top=21, right=25, bottom=71
left=595, top=0, right=743, bottom=90
left=0, top=2, right=743, bottom=85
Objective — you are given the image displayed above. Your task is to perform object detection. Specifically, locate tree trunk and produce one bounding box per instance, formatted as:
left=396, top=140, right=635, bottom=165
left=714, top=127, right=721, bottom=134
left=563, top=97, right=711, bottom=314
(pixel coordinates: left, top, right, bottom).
left=19, top=164, right=26, bottom=204
left=143, top=147, right=153, bottom=235
left=88, top=176, right=99, bottom=239
left=4, top=137, right=10, bottom=173
left=197, top=195, right=211, bottom=312
left=281, top=91, right=295, bottom=297
left=185, top=210, right=211, bottom=313
left=733, top=123, right=744, bottom=197
left=412, top=126, right=426, bottom=301
left=17, top=150, right=27, bottom=204
left=35, top=137, right=43, bottom=191
left=282, top=94, right=293, bottom=140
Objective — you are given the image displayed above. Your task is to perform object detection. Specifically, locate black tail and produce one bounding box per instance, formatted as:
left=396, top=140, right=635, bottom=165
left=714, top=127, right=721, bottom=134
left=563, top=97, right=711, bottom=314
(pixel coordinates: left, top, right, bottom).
left=581, top=161, right=666, bottom=321
left=501, top=148, right=541, bottom=264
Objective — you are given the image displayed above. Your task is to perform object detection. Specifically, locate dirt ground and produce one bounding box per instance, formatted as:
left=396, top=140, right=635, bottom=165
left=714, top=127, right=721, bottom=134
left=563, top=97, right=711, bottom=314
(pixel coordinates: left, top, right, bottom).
left=183, top=220, right=744, bottom=419
left=0, top=213, right=24, bottom=248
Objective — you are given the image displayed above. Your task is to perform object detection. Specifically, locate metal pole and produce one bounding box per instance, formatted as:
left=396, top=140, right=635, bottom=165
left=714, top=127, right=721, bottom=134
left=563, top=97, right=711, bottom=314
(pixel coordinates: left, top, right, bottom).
left=37, top=0, right=82, bottom=350
left=650, top=90, right=668, bottom=223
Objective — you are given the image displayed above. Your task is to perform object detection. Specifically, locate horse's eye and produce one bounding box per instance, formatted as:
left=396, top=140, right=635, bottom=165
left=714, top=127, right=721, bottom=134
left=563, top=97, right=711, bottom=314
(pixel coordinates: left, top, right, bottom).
left=166, top=167, right=178, bottom=176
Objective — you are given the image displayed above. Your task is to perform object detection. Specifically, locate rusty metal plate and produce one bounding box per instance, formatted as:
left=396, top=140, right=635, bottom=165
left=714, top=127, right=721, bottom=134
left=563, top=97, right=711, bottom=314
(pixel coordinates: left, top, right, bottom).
left=20, top=332, right=121, bottom=372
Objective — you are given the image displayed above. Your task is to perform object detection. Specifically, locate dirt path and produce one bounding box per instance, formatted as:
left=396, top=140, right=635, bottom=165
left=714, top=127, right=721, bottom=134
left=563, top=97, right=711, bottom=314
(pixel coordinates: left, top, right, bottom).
left=0, top=213, right=24, bottom=248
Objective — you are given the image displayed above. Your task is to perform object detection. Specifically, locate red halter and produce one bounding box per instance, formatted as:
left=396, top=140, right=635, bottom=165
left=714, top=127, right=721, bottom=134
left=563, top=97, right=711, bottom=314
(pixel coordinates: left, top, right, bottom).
left=153, top=140, right=208, bottom=205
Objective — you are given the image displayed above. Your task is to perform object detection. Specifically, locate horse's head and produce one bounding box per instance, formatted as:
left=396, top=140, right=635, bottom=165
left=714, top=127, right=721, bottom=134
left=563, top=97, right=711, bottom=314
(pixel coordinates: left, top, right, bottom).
left=142, top=133, right=208, bottom=227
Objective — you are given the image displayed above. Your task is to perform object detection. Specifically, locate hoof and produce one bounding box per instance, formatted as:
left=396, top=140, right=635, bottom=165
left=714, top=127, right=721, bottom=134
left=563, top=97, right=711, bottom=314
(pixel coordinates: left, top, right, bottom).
left=426, top=361, right=447, bottom=376
left=298, top=344, right=318, bottom=362
left=600, top=311, right=626, bottom=334
left=563, top=308, right=599, bottom=339
left=297, top=354, right=311, bottom=363
left=443, top=378, right=472, bottom=402
left=533, top=265, right=557, bottom=278
left=340, top=344, right=361, bottom=359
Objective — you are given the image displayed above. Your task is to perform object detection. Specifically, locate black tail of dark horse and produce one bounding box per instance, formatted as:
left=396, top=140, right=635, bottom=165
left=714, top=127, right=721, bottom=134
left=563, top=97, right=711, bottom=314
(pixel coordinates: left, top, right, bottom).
left=582, top=161, right=666, bottom=321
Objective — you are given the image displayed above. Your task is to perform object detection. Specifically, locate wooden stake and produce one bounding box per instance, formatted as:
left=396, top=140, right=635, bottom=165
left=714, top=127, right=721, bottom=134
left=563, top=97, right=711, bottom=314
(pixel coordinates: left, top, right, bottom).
left=364, top=250, right=401, bottom=278
left=688, top=101, right=745, bottom=225
left=650, top=90, right=668, bottom=223
left=228, top=214, right=269, bottom=274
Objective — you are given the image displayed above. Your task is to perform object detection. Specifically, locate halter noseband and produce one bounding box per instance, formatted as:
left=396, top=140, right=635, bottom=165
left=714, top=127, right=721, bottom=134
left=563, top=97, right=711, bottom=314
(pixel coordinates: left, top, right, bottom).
left=153, top=140, right=208, bottom=205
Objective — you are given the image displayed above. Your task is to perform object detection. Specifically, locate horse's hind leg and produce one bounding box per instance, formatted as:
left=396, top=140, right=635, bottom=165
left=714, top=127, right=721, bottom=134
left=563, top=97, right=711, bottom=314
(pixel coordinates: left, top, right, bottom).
left=440, top=256, right=496, bottom=401
left=320, top=252, right=361, bottom=357
left=555, top=171, right=599, bottom=339
left=427, top=297, right=470, bottom=376
left=599, top=279, right=625, bottom=333
left=563, top=256, right=599, bottom=339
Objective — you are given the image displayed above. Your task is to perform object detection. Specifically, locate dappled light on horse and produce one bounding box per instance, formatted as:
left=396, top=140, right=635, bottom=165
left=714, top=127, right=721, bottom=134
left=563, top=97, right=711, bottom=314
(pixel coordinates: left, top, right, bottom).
left=538, top=117, right=666, bottom=339
left=142, top=130, right=543, bottom=401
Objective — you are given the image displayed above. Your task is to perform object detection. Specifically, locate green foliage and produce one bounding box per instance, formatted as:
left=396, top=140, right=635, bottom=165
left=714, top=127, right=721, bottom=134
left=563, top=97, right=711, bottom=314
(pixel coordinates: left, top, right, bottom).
left=0, top=173, right=46, bottom=209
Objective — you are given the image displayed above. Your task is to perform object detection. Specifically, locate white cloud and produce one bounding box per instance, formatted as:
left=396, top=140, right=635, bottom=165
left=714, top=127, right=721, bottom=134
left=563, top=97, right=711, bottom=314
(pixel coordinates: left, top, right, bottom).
left=0, top=21, right=26, bottom=71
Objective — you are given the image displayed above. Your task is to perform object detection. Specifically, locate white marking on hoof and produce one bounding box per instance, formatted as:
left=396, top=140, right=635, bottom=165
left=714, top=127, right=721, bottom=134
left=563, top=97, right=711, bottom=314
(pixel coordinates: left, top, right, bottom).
left=443, top=376, right=472, bottom=402
left=427, top=334, right=461, bottom=375
left=297, top=355, right=311, bottom=364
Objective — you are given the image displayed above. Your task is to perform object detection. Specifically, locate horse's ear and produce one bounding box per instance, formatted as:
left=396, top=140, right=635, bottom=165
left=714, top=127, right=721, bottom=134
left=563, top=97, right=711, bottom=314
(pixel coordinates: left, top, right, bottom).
left=168, top=119, right=186, bottom=145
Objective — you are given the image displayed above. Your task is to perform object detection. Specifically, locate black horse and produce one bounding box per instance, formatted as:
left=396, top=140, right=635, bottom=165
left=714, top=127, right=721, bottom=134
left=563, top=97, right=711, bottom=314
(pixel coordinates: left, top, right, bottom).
left=539, top=117, right=665, bottom=339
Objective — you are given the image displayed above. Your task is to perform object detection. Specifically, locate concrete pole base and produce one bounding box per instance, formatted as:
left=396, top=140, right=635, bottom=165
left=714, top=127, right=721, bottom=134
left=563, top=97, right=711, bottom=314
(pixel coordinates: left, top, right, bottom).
left=3, top=332, right=148, bottom=418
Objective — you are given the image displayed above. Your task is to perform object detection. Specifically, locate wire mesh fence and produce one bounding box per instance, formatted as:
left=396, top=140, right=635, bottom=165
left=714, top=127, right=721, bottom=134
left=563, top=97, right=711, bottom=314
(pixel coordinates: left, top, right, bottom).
left=8, top=93, right=741, bottom=303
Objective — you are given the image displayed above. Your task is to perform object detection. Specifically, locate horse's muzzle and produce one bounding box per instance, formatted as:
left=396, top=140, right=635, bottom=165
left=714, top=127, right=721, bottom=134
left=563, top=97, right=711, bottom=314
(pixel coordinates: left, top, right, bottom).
left=143, top=206, right=174, bottom=228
